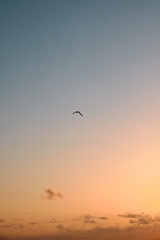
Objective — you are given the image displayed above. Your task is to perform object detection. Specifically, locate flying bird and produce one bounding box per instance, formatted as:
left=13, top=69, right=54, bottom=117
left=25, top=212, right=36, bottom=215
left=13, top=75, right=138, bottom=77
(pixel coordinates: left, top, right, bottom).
left=73, top=111, right=83, bottom=116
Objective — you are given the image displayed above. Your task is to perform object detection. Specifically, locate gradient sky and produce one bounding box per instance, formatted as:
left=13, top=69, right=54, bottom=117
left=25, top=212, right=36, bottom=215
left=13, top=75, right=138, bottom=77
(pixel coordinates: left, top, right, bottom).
left=1, top=0, right=160, bottom=239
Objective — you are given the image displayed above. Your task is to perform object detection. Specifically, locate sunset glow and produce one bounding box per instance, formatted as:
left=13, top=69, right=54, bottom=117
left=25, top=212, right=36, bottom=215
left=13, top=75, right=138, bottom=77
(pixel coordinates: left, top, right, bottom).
left=1, top=1, right=160, bottom=239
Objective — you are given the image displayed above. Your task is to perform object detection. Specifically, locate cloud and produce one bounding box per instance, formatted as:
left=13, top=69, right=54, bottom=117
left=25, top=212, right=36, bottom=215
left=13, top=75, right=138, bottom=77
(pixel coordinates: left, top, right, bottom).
left=118, top=212, right=160, bottom=226
left=29, top=222, right=37, bottom=225
left=73, top=214, right=108, bottom=224
left=73, top=214, right=97, bottom=224
left=2, top=213, right=160, bottom=240
left=44, top=189, right=64, bottom=200
left=2, top=215, right=160, bottom=240
left=17, top=224, right=24, bottom=228
left=56, top=224, right=65, bottom=231
left=0, top=219, right=5, bottom=223
left=82, top=215, right=97, bottom=224
left=49, top=218, right=59, bottom=224
left=98, top=216, right=108, bottom=220
left=0, top=224, right=13, bottom=228
left=0, top=223, right=24, bottom=229
left=129, top=216, right=153, bottom=225
left=118, top=213, right=142, bottom=218
left=6, top=224, right=160, bottom=240
left=154, top=215, right=160, bottom=222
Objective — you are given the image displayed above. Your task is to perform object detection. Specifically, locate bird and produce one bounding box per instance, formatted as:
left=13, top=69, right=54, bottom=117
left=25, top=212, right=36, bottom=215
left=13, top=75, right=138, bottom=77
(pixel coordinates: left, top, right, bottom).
left=73, top=111, right=83, bottom=116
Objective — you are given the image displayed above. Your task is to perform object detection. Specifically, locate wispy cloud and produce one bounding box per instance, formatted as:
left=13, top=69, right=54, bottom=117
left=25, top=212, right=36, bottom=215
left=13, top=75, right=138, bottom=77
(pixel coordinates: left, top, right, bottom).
left=82, top=215, right=97, bottom=224
left=73, top=214, right=108, bottom=224
left=118, top=213, right=142, bottom=218
left=118, top=212, right=160, bottom=226
left=73, top=214, right=97, bottom=224
left=0, top=224, right=13, bottom=229
left=56, top=224, right=65, bottom=231
left=17, top=224, right=24, bottom=229
left=98, top=216, right=108, bottom=220
left=29, top=222, right=37, bottom=225
left=43, top=189, right=64, bottom=200
left=49, top=218, right=59, bottom=224
left=0, top=223, right=24, bottom=229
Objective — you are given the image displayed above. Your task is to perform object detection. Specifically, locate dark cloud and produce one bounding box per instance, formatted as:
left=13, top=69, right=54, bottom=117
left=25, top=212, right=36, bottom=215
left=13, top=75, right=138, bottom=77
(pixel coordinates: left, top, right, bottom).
left=0, top=223, right=24, bottom=229
left=98, top=216, right=108, bottom=220
left=118, top=213, right=142, bottom=218
left=73, top=214, right=108, bottom=224
left=28, top=219, right=60, bottom=226
left=129, top=215, right=153, bottom=225
left=82, top=215, right=97, bottom=224
left=0, top=219, right=5, bottom=223
left=154, top=215, right=160, bottom=222
left=17, top=224, right=24, bottom=228
left=44, top=189, right=64, bottom=200
left=0, top=224, right=16, bottom=228
left=56, top=224, right=65, bottom=231
left=49, top=218, right=59, bottom=224
left=0, top=224, right=12, bottom=228
left=29, top=222, right=37, bottom=225
left=73, top=214, right=97, bottom=224
left=118, top=212, right=160, bottom=226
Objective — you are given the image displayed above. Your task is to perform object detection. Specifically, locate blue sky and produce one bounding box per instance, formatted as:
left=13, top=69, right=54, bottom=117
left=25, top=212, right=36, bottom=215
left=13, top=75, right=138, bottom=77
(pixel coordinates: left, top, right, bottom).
left=1, top=0, right=160, bottom=156
left=1, top=1, right=160, bottom=118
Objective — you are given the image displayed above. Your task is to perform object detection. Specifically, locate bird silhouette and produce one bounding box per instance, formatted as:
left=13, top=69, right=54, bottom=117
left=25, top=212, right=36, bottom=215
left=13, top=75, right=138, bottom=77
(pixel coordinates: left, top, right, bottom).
left=73, top=111, right=83, bottom=117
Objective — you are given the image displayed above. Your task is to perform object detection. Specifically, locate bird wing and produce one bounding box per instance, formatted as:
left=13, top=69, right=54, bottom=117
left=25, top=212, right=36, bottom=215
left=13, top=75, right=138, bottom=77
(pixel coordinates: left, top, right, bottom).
left=73, top=111, right=83, bottom=116
left=78, top=112, right=83, bottom=116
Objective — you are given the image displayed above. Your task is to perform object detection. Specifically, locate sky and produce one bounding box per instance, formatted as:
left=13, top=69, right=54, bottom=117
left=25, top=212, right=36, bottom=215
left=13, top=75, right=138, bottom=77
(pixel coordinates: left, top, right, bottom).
left=1, top=0, right=160, bottom=239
